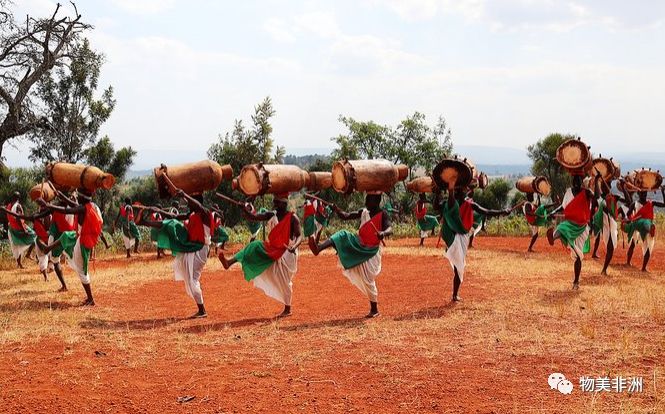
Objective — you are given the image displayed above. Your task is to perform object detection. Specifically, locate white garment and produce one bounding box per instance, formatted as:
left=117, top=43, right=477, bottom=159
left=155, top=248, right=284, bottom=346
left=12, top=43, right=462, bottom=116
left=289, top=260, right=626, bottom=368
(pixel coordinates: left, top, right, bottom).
left=252, top=215, right=299, bottom=305
left=602, top=213, right=618, bottom=247
left=340, top=209, right=382, bottom=302
left=48, top=235, right=61, bottom=265
left=35, top=242, right=50, bottom=273
left=173, top=224, right=210, bottom=305
left=122, top=234, right=136, bottom=249
left=7, top=201, right=31, bottom=260
left=569, top=225, right=590, bottom=261
left=445, top=232, right=471, bottom=281
left=64, top=237, right=91, bottom=284
left=631, top=231, right=655, bottom=255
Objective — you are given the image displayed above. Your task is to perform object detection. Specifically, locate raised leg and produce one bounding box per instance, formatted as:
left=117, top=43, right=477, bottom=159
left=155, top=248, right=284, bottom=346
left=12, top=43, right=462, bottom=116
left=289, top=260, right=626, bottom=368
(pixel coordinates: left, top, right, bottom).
left=308, top=238, right=334, bottom=256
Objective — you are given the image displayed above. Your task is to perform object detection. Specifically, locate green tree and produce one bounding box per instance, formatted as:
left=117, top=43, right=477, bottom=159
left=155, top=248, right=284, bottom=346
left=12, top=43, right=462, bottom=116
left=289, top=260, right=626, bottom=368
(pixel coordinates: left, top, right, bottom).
left=332, top=116, right=390, bottom=160
left=29, top=38, right=115, bottom=163
left=391, top=113, right=453, bottom=177
left=473, top=178, right=511, bottom=210
left=527, top=133, right=573, bottom=200
left=84, top=135, right=136, bottom=218
left=207, top=96, right=284, bottom=225
left=0, top=2, right=91, bottom=171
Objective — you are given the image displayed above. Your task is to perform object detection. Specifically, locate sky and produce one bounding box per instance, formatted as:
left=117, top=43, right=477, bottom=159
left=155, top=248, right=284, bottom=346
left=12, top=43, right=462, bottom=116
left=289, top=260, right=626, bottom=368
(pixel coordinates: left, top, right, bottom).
left=5, top=0, right=665, bottom=168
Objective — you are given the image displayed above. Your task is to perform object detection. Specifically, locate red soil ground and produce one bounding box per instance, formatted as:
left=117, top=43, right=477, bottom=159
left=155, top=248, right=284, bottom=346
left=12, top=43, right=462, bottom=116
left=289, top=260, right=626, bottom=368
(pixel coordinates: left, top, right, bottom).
left=1, top=236, right=663, bottom=413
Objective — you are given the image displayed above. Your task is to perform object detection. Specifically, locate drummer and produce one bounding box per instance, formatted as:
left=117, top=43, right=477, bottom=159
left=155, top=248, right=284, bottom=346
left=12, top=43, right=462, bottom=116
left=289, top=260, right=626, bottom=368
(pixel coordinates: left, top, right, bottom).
left=414, top=193, right=439, bottom=246
left=590, top=177, right=627, bottom=275
left=308, top=192, right=391, bottom=318
left=2, top=192, right=36, bottom=269
left=547, top=172, right=600, bottom=289
left=219, top=193, right=302, bottom=318
left=114, top=197, right=141, bottom=258
left=621, top=182, right=665, bottom=272
left=523, top=192, right=558, bottom=252
left=435, top=182, right=510, bottom=302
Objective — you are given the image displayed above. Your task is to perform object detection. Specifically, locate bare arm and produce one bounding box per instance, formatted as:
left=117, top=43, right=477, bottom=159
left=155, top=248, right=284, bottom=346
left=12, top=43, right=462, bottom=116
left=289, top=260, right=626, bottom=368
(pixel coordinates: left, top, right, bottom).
left=1, top=207, right=50, bottom=221
left=287, top=215, right=303, bottom=253
left=333, top=205, right=362, bottom=220
left=38, top=200, right=85, bottom=215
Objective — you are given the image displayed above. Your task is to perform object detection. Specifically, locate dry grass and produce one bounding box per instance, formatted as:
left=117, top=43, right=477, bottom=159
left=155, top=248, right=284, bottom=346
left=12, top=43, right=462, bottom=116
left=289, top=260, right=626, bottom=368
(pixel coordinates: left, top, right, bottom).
left=1, top=236, right=664, bottom=412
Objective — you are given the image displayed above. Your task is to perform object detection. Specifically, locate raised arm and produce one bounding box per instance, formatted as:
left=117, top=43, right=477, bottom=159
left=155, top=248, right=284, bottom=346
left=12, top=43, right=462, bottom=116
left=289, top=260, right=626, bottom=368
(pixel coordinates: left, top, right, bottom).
left=379, top=212, right=393, bottom=239
left=242, top=204, right=275, bottom=222
left=38, top=199, right=85, bottom=215
left=470, top=201, right=509, bottom=218
left=333, top=205, right=362, bottom=220
left=1, top=206, right=51, bottom=221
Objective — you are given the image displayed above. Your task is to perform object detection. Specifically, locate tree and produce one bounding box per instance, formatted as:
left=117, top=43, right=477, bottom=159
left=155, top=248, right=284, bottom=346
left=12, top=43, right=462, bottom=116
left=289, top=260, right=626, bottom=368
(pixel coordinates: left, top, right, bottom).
left=207, top=96, right=285, bottom=225
left=527, top=133, right=573, bottom=200
left=0, top=2, right=91, bottom=169
left=473, top=179, right=511, bottom=210
left=391, top=113, right=452, bottom=177
left=84, top=136, right=136, bottom=218
left=29, top=38, right=115, bottom=163
left=331, top=113, right=452, bottom=176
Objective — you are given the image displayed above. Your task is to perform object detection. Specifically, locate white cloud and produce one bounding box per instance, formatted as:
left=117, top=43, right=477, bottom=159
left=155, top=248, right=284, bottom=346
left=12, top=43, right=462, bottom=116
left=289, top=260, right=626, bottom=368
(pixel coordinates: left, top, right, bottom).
left=293, top=11, right=341, bottom=38
left=375, top=0, right=440, bottom=22
left=110, top=0, right=176, bottom=15
left=263, top=17, right=296, bottom=42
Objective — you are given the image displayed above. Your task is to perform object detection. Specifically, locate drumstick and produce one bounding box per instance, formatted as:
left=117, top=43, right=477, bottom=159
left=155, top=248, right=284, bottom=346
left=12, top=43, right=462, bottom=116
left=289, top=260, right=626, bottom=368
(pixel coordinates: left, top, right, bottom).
left=304, top=193, right=333, bottom=206
left=369, top=221, right=387, bottom=247
left=215, top=192, right=246, bottom=207
left=510, top=200, right=526, bottom=212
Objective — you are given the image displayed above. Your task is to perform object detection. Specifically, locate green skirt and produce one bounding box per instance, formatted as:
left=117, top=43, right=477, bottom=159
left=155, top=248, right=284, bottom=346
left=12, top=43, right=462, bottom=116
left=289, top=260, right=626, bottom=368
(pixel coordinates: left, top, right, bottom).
left=156, top=219, right=204, bottom=255
left=303, top=215, right=317, bottom=237
left=329, top=230, right=379, bottom=270
left=58, top=231, right=92, bottom=275
left=9, top=227, right=36, bottom=246
left=556, top=221, right=590, bottom=254
left=417, top=215, right=439, bottom=232
left=234, top=240, right=275, bottom=281
left=212, top=227, right=229, bottom=244
left=625, top=219, right=653, bottom=242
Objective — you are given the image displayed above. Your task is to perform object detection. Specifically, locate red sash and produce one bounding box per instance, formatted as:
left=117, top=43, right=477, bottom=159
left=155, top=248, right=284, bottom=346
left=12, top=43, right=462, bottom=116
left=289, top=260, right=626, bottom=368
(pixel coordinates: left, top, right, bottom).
left=6, top=202, right=25, bottom=231
left=150, top=212, right=162, bottom=222
left=564, top=191, right=590, bottom=226
left=605, top=194, right=618, bottom=219
left=186, top=212, right=206, bottom=244
left=524, top=202, right=536, bottom=225
left=359, top=211, right=383, bottom=247
left=80, top=203, right=103, bottom=249
left=53, top=211, right=75, bottom=232
left=34, top=218, right=49, bottom=242
left=414, top=201, right=427, bottom=220
left=263, top=212, right=293, bottom=260
left=459, top=200, right=475, bottom=232
left=304, top=202, right=315, bottom=219
left=631, top=201, right=654, bottom=221
left=120, top=204, right=134, bottom=220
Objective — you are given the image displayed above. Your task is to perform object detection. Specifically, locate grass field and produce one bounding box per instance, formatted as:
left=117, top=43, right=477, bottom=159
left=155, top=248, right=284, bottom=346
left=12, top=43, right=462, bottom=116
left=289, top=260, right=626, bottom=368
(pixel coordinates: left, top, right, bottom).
left=1, top=234, right=664, bottom=413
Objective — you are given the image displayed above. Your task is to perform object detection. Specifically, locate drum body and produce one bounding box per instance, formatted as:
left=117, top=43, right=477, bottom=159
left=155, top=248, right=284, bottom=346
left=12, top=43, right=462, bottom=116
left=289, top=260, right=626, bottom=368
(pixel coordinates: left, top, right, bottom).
left=331, top=159, right=408, bottom=194
left=432, top=157, right=474, bottom=190
left=29, top=182, right=57, bottom=202
left=47, top=162, right=115, bottom=192
left=556, top=139, right=592, bottom=174
left=406, top=176, right=438, bottom=193
left=307, top=172, right=333, bottom=191
left=238, top=164, right=308, bottom=196
left=154, top=160, right=232, bottom=198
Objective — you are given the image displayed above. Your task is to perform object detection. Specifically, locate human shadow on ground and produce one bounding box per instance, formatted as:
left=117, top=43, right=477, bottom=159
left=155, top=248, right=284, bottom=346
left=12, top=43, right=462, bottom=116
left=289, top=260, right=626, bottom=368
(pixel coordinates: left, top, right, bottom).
left=393, top=302, right=458, bottom=321
left=539, top=289, right=580, bottom=305
left=79, top=316, right=187, bottom=331
left=0, top=300, right=77, bottom=312
left=179, top=317, right=275, bottom=333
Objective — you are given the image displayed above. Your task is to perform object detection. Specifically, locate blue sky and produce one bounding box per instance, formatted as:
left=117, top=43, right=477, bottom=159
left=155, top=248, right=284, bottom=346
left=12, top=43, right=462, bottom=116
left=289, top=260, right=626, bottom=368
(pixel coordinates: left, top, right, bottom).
left=6, top=0, right=665, bottom=168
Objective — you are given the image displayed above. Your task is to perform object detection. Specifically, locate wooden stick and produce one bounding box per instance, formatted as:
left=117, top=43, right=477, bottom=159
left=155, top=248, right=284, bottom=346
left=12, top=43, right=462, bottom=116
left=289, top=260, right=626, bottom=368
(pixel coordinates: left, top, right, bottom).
left=304, top=193, right=333, bottom=206
left=369, top=221, right=387, bottom=247
left=510, top=200, right=526, bottom=212
left=215, top=192, right=246, bottom=207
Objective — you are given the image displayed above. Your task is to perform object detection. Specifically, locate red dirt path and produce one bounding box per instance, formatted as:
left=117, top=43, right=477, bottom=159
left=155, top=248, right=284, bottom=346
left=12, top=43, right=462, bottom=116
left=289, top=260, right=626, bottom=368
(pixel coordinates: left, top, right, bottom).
left=1, top=236, right=663, bottom=413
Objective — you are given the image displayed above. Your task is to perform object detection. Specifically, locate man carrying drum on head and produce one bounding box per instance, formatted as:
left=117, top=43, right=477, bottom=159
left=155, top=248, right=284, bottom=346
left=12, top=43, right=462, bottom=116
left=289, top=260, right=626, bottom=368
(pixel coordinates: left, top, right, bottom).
left=219, top=192, right=302, bottom=318
left=308, top=192, right=392, bottom=318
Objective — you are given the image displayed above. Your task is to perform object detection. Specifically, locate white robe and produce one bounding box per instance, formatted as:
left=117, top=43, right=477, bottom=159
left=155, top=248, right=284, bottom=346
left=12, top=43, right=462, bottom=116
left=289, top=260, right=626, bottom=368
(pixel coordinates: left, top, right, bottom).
left=628, top=201, right=655, bottom=254
left=252, top=215, right=298, bottom=305
left=173, top=224, right=210, bottom=305
left=445, top=233, right=471, bottom=282
left=341, top=209, right=382, bottom=302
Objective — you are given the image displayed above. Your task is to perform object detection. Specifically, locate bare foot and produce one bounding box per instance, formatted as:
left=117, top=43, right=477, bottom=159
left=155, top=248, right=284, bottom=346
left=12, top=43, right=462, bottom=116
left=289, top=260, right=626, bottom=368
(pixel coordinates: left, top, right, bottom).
left=365, top=311, right=380, bottom=319
left=80, top=299, right=95, bottom=306
left=452, top=295, right=463, bottom=302
left=592, top=255, right=600, bottom=259
left=58, top=287, right=68, bottom=292
left=277, top=309, right=292, bottom=318
left=572, top=283, right=579, bottom=290
left=600, top=270, right=608, bottom=276
left=546, top=228, right=555, bottom=246
left=190, top=311, right=207, bottom=319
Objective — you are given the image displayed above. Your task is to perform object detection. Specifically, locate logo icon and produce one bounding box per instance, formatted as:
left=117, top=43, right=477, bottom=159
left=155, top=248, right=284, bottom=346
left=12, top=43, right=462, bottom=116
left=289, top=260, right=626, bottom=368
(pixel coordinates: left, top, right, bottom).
left=548, top=372, right=573, bottom=394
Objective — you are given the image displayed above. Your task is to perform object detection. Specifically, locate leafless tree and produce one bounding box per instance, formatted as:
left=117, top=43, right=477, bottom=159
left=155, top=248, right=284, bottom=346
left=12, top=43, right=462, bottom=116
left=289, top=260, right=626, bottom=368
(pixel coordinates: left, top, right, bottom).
left=0, top=1, right=91, bottom=169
